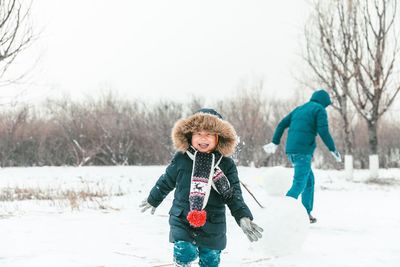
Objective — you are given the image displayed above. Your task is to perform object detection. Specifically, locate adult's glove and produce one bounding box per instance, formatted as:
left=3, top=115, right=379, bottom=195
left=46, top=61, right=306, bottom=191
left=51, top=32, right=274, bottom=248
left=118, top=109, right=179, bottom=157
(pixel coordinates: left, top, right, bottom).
left=330, top=150, right=342, bottom=162
left=239, top=217, right=263, bottom=242
left=263, top=142, right=278, bottom=154
left=139, top=199, right=156, bottom=215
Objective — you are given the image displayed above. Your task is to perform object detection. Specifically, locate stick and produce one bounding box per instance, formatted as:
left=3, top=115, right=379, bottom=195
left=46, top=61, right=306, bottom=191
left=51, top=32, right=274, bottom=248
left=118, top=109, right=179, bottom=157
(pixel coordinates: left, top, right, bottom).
left=240, top=180, right=265, bottom=209
left=243, top=257, right=272, bottom=263
left=113, top=251, right=146, bottom=259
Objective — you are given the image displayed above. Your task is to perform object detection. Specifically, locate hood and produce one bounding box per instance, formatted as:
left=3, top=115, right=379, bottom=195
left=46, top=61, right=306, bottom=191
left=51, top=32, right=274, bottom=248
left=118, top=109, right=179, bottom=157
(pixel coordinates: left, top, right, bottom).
left=310, top=89, right=332, bottom=108
left=171, top=109, right=238, bottom=156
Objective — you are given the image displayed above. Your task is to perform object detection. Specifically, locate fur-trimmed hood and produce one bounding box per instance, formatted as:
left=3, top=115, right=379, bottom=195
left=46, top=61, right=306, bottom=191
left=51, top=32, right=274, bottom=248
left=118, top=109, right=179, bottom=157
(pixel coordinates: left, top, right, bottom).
left=171, top=110, right=238, bottom=156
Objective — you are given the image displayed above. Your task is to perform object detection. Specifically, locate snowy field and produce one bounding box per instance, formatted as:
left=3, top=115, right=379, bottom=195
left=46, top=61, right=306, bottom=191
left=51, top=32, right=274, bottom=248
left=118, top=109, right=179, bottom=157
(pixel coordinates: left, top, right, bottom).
left=0, top=165, right=399, bottom=267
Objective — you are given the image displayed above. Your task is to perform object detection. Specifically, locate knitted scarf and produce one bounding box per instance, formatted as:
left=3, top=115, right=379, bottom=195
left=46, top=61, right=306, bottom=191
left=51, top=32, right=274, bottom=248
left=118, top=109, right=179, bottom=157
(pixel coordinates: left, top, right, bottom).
left=186, top=146, right=233, bottom=228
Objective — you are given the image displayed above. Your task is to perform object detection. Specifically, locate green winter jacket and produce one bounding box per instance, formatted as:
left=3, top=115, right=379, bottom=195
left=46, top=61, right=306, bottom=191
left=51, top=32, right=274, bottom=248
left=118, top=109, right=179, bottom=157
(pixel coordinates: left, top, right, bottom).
left=272, top=89, right=336, bottom=155
left=147, top=108, right=253, bottom=251
left=147, top=152, right=253, bottom=250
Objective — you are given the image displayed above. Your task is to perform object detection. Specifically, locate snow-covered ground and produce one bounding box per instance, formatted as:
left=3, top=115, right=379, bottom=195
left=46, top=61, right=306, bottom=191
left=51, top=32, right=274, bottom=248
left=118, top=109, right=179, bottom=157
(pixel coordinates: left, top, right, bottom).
left=0, top=165, right=399, bottom=267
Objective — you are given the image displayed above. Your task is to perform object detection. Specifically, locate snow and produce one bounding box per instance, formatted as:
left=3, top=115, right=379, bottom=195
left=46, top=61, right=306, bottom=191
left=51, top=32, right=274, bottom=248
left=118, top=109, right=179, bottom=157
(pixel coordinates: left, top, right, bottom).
left=253, top=196, right=310, bottom=256
left=0, top=165, right=399, bottom=266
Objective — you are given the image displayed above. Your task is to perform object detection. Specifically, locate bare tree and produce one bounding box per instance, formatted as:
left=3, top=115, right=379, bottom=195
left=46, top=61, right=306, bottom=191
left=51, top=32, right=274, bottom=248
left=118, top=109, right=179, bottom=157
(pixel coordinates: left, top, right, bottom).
left=89, top=94, right=136, bottom=166
left=143, top=101, right=183, bottom=164
left=0, top=105, right=29, bottom=166
left=45, top=98, right=96, bottom=166
left=350, top=0, right=400, bottom=155
left=1, top=94, right=400, bottom=167
left=304, top=0, right=357, bottom=155
left=216, top=83, right=275, bottom=167
left=378, top=115, right=400, bottom=167
left=185, top=95, right=205, bottom=116
left=0, top=0, right=34, bottom=83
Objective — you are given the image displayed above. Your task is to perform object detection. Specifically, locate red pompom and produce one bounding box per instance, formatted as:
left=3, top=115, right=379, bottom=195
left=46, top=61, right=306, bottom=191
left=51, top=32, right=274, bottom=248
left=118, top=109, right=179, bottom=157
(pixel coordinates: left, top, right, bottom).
left=187, top=210, right=207, bottom=227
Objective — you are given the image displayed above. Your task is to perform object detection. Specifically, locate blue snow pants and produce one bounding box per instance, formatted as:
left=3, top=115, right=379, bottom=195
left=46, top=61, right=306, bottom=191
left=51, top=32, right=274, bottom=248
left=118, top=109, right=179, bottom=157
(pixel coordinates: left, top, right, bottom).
left=286, top=154, right=315, bottom=214
left=173, top=240, right=221, bottom=267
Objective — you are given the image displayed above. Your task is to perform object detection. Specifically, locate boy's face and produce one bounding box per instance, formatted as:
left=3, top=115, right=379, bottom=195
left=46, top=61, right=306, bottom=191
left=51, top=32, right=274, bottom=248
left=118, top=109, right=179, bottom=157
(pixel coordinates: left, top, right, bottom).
left=191, top=131, right=218, bottom=153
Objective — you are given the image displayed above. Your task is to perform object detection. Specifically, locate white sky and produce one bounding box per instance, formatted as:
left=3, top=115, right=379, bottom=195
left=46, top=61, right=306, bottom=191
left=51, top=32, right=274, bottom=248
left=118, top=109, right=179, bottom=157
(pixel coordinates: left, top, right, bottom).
left=1, top=0, right=312, bottom=105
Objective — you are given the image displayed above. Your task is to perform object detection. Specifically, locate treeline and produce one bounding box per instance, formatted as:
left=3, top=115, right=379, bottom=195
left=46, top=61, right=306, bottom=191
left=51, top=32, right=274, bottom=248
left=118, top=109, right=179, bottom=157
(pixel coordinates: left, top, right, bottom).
left=0, top=89, right=399, bottom=168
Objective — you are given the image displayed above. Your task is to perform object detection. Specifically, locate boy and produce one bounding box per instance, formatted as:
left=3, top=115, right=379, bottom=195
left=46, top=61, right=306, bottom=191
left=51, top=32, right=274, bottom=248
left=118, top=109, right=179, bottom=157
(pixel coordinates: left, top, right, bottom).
left=140, top=108, right=263, bottom=267
left=263, top=89, right=341, bottom=223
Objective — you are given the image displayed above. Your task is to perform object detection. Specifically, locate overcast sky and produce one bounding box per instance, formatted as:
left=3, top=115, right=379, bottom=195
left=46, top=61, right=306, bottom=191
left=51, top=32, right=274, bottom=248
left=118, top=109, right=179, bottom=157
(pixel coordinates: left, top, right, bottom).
left=2, top=0, right=312, bottom=105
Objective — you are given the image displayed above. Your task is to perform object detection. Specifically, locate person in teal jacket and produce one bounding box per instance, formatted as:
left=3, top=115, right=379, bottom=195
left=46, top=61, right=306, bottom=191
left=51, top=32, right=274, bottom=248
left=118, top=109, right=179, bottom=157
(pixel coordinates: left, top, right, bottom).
left=140, top=108, right=263, bottom=266
left=263, top=89, right=341, bottom=223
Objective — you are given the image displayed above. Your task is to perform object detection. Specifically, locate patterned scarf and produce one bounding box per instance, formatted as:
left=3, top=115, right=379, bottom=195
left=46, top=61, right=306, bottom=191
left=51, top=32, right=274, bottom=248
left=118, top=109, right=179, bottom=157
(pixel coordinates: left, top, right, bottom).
left=186, top=146, right=233, bottom=227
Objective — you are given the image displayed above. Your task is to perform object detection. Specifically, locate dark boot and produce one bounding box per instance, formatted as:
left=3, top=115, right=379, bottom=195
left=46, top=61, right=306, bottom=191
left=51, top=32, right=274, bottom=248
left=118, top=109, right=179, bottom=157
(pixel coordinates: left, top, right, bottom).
left=308, top=214, right=317, bottom=224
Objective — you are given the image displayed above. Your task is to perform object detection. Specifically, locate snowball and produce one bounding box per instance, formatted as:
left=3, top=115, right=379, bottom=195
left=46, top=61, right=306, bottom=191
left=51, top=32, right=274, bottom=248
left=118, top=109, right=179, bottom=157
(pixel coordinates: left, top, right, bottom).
left=252, top=196, right=309, bottom=256
left=261, top=166, right=293, bottom=196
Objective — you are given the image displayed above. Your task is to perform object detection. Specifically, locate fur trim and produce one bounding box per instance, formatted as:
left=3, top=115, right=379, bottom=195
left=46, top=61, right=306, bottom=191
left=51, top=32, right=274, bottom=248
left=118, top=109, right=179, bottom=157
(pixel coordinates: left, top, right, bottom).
left=171, top=112, right=238, bottom=156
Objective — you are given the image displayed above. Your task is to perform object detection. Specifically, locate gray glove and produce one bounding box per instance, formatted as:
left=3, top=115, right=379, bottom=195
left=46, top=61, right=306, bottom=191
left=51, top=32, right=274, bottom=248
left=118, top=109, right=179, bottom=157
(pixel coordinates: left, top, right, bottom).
left=139, top=199, right=156, bottom=214
left=239, top=217, right=263, bottom=242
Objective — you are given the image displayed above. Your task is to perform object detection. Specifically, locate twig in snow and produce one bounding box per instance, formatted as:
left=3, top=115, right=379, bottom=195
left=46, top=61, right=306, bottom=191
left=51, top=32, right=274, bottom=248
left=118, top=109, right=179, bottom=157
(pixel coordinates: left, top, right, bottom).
left=240, top=180, right=265, bottom=208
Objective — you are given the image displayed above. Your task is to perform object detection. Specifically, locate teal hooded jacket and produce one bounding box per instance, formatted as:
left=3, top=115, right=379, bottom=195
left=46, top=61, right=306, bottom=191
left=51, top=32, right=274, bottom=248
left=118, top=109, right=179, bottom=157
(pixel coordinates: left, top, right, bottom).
left=272, top=89, right=336, bottom=155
